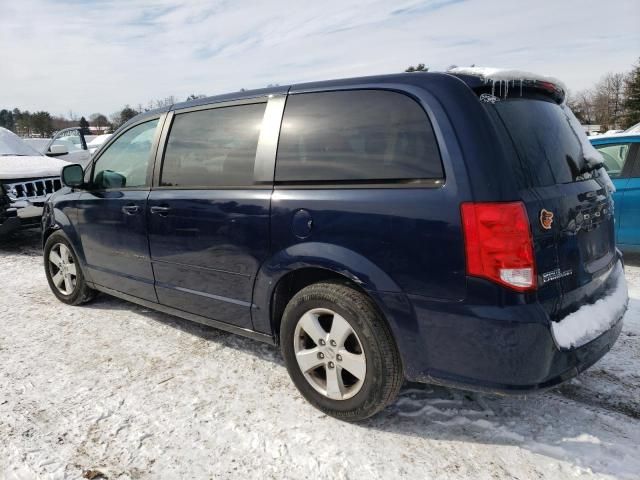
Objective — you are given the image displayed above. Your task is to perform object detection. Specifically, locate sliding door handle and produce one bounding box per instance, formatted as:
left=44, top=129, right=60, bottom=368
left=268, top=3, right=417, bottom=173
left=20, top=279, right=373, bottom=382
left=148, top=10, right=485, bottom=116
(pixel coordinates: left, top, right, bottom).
left=122, top=204, right=140, bottom=215
left=150, top=205, right=171, bottom=216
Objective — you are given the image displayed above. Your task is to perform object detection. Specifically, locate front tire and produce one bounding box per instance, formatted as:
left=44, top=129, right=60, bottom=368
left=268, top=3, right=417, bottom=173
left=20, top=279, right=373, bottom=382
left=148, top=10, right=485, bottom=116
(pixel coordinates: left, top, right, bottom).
left=44, top=231, right=97, bottom=305
left=280, top=282, right=403, bottom=421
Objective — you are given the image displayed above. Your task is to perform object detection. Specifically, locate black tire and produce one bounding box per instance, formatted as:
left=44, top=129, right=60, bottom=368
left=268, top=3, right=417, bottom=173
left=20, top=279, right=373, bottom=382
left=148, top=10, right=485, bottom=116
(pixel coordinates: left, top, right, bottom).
left=44, top=231, right=97, bottom=305
left=280, top=281, right=403, bottom=421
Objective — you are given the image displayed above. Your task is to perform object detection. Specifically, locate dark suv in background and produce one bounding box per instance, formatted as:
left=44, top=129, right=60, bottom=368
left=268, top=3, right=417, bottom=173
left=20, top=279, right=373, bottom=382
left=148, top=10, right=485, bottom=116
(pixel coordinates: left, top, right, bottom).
left=42, top=71, right=627, bottom=421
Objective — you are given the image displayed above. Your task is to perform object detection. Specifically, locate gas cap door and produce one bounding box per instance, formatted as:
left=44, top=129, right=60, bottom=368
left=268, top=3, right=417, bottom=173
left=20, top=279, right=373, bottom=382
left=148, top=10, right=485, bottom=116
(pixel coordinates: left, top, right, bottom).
left=292, top=209, right=313, bottom=239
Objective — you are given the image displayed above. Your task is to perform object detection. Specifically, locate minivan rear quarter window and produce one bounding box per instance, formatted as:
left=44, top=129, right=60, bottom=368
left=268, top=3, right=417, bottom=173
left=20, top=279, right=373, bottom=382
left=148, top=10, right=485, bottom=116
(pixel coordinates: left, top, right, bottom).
left=275, top=90, right=443, bottom=183
left=161, top=103, right=267, bottom=187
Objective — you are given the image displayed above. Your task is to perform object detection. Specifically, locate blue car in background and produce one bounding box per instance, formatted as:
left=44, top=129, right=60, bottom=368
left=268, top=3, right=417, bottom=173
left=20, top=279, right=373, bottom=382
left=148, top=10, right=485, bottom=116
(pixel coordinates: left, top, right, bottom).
left=591, top=134, right=640, bottom=251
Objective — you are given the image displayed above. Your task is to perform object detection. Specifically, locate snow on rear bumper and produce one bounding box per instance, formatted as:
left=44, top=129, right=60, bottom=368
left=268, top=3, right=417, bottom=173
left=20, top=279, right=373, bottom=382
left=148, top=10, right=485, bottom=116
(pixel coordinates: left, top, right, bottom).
left=551, top=261, right=628, bottom=349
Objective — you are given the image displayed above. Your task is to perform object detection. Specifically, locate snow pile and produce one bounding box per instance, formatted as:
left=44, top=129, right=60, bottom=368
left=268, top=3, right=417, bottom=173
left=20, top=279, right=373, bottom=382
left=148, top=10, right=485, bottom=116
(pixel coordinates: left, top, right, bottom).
left=449, top=66, right=567, bottom=97
left=552, top=262, right=628, bottom=349
left=0, top=127, right=42, bottom=157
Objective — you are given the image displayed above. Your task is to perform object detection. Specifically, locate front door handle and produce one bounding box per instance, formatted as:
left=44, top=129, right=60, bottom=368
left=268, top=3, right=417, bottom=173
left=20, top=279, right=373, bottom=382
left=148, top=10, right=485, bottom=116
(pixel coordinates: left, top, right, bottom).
left=150, top=205, right=171, bottom=216
left=122, top=204, right=140, bottom=215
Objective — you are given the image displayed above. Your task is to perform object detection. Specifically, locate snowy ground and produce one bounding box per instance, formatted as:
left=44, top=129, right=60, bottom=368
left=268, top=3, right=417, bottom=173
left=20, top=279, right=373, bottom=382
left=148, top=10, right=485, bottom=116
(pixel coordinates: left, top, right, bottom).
left=1, top=230, right=639, bottom=480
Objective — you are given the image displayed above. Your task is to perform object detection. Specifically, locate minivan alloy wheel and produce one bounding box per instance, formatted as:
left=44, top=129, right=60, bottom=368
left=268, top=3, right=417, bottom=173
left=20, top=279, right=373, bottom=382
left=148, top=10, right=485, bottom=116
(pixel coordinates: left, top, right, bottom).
left=48, top=243, right=77, bottom=295
left=293, top=308, right=367, bottom=400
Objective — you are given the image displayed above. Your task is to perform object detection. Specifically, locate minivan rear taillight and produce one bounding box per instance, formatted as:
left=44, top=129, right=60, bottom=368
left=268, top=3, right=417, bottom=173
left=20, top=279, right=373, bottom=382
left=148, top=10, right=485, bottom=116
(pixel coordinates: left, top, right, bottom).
left=461, top=202, right=536, bottom=292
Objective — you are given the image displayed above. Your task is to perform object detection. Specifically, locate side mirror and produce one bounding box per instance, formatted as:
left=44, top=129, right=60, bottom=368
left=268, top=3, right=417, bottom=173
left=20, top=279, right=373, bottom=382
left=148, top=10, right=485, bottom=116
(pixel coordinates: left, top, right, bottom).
left=48, top=144, right=69, bottom=156
left=61, top=164, right=84, bottom=188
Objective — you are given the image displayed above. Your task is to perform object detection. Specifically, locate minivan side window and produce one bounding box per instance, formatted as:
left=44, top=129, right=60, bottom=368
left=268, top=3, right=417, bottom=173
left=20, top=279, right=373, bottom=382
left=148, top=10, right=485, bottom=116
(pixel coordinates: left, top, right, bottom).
left=92, top=119, right=159, bottom=189
left=275, top=90, right=443, bottom=183
left=161, top=103, right=267, bottom=187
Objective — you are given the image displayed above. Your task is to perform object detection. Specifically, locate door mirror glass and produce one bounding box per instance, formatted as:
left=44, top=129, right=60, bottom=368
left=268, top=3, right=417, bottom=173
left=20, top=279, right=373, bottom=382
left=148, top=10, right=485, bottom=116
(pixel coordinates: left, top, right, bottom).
left=61, top=164, right=84, bottom=187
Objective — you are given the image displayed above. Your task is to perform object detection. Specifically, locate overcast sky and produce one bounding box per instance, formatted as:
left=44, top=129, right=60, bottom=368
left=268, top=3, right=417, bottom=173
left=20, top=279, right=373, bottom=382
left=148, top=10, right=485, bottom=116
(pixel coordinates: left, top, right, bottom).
left=1, top=0, right=638, bottom=118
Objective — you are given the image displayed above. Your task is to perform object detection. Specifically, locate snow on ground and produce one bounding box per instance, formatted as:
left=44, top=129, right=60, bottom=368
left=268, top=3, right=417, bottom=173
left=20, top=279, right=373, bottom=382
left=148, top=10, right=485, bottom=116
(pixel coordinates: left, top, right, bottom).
left=1, top=230, right=639, bottom=480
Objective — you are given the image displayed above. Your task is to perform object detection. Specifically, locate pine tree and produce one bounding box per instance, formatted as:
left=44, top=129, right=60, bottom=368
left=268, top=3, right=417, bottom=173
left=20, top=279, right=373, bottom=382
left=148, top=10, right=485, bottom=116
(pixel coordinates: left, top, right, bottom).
left=623, top=58, right=640, bottom=129
left=119, top=106, right=138, bottom=125
left=405, top=63, right=428, bottom=73
left=0, top=109, right=14, bottom=131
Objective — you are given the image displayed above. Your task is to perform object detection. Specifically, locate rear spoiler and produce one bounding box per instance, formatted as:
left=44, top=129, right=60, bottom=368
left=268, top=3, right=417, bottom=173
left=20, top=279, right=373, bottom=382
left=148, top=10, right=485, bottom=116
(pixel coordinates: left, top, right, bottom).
left=448, top=68, right=566, bottom=104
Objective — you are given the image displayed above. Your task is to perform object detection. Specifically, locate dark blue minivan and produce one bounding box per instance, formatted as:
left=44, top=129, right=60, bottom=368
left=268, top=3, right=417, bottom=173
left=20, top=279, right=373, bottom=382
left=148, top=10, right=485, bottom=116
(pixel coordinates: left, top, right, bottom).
left=42, top=71, right=628, bottom=421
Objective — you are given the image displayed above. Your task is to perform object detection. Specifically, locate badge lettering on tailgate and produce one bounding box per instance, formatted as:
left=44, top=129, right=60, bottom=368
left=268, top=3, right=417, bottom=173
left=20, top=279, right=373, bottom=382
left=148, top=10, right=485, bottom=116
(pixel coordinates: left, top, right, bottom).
left=542, top=268, right=573, bottom=283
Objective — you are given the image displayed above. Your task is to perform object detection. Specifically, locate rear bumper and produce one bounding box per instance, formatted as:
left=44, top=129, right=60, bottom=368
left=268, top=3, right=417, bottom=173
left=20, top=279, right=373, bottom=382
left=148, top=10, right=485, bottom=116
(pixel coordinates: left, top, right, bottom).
left=411, top=312, right=624, bottom=394
left=390, top=263, right=627, bottom=394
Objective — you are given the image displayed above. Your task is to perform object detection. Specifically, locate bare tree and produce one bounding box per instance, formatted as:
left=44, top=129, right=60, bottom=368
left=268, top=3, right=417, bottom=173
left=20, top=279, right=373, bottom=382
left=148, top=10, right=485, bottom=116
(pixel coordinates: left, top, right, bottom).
left=608, top=73, right=626, bottom=127
left=570, top=73, right=628, bottom=130
left=149, top=96, right=176, bottom=110
left=567, top=89, right=595, bottom=124
left=589, top=73, right=627, bottom=130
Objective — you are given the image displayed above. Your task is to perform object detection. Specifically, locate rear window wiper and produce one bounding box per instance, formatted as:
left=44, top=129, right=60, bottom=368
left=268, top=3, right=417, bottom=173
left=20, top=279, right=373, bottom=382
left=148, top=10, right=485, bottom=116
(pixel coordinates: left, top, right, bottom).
left=581, top=161, right=604, bottom=174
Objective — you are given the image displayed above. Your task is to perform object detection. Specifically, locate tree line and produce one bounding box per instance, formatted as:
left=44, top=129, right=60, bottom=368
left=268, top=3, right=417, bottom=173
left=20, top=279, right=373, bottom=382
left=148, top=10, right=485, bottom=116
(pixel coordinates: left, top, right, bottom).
left=5, top=60, right=639, bottom=138
left=0, top=94, right=206, bottom=137
left=568, top=57, right=640, bottom=130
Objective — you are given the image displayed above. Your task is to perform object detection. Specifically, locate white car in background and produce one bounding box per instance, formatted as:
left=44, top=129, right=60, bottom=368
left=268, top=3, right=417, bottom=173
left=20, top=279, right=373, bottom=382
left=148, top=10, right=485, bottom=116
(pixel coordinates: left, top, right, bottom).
left=0, top=127, right=69, bottom=237
left=43, top=127, right=93, bottom=167
left=41, top=129, right=112, bottom=167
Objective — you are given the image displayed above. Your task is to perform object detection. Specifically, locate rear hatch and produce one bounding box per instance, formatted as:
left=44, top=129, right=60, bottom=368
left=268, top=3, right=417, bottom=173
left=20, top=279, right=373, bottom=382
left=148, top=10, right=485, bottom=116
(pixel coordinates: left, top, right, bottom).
left=464, top=79, right=617, bottom=319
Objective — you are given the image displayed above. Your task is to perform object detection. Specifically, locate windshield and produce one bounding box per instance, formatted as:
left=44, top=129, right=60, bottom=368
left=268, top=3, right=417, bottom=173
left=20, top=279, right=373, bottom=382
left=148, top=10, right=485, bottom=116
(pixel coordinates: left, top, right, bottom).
left=487, top=97, right=591, bottom=188
left=0, top=128, right=43, bottom=157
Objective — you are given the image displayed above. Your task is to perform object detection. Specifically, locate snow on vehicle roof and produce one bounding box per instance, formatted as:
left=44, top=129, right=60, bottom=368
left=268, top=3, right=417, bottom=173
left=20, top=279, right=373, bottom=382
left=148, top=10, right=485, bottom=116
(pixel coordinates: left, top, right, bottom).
left=0, top=127, right=43, bottom=157
left=449, top=66, right=567, bottom=96
left=87, top=133, right=112, bottom=147
left=624, top=122, right=640, bottom=133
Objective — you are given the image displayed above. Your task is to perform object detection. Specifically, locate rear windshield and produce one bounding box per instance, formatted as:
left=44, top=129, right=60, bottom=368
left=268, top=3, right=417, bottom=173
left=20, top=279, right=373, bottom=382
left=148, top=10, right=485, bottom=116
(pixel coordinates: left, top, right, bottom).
left=487, top=97, right=587, bottom=187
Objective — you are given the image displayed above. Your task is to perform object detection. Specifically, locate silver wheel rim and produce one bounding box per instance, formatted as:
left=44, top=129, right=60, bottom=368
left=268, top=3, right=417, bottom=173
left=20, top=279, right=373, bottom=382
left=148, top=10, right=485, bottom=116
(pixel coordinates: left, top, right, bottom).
left=48, top=243, right=77, bottom=296
left=293, top=308, right=367, bottom=400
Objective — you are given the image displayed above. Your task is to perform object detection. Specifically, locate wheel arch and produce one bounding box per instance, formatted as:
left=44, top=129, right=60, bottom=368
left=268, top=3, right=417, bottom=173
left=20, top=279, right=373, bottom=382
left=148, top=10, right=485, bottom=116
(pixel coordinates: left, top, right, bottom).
left=251, top=243, right=416, bottom=351
left=42, top=205, right=89, bottom=271
left=269, top=267, right=371, bottom=339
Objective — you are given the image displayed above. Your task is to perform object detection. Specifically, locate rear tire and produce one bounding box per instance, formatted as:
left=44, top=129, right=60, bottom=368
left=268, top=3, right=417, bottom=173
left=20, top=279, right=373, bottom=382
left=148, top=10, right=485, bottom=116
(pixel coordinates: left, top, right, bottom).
left=44, top=231, right=97, bottom=305
left=280, top=281, right=403, bottom=421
